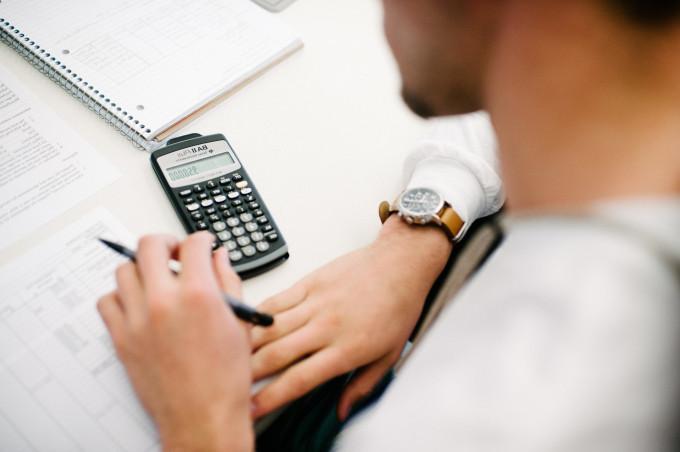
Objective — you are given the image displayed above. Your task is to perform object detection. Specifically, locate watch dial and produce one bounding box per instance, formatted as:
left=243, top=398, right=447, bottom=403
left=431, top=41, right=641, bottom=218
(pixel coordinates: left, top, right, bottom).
left=399, top=188, right=442, bottom=217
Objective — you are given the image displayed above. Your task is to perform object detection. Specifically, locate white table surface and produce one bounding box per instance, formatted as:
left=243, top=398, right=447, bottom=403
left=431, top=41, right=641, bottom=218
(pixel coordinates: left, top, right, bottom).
left=0, top=0, right=427, bottom=306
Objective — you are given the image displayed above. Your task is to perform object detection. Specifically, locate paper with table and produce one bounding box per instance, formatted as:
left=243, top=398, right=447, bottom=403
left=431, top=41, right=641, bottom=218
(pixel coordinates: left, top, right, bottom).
left=0, top=207, right=274, bottom=451
left=0, top=208, right=160, bottom=452
left=0, top=65, right=118, bottom=251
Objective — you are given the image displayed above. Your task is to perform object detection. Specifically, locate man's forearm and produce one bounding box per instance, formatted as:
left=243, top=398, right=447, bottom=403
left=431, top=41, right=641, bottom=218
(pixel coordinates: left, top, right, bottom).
left=376, top=215, right=454, bottom=285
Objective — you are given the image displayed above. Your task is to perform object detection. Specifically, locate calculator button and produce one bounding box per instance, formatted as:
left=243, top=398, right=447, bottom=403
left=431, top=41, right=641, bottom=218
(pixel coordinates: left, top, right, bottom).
left=261, top=224, right=273, bottom=233
left=248, top=202, right=260, bottom=210
left=245, top=195, right=255, bottom=203
left=235, top=181, right=249, bottom=189
left=217, top=231, right=232, bottom=242
left=218, top=203, right=230, bottom=211
left=207, top=181, right=217, bottom=189
left=240, top=213, right=253, bottom=223
left=212, top=240, right=220, bottom=251
left=183, top=197, right=195, bottom=204
left=191, top=212, right=203, bottom=221
left=236, top=206, right=246, bottom=214
left=245, top=222, right=258, bottom=232
left=256, top=241, right=270, bottom=253
left=227, top=191, right=239, bottom=199
left=232, top=174, right=243, bottom=182
left=201, top=199, right=214, bottom=208
left=242, top=245, right=256, bottom=257
left=266, top=233, right=279, bottom=242
left=209, top=214, right=221, bottom=222
left=219, top=177, right=231, bottom=186
left=240, top=188, right=252, bottom=195
left=212, top=221, right=227, bottom=232
left=226, top=217, right=240, bottom=227
left=237, top=236, right=251, bottom=247
left=193, top=184, right=203, bottom=193
left=179, top=189, right=192, bottom=197
left=196, top=221, right=208, bottom=231
left=251, top=232, right=265, bottom=242
left=256, top=216, right=269, bottom=225
left=229, top=250, right=244, bottom=261
left=225, top=240, right=237, bottom=251
left=205, top=208, right=216, bottom=215
left=214, top=195, right=227, bottom=203
left=231, top=199, right=243, bottom=207
left=198, top=193, right=209, bottom=200
left=211, top=189, right=222, bottom=196
left=253, top=209, right=264, bottom=217
left=186, top=203, right=200, bottom=212
left=232, top=227, right=246, bottom=237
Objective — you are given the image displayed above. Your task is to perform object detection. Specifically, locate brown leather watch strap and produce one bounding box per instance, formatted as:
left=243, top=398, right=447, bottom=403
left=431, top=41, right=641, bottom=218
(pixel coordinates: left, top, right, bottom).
left=379, top=201, right=392, bottom=224
left=439, top=206, right=465, bottom=239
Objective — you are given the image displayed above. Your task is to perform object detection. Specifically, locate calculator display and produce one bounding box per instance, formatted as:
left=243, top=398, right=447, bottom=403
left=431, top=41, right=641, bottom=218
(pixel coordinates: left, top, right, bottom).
left=166, top=153, right=235, bottom=182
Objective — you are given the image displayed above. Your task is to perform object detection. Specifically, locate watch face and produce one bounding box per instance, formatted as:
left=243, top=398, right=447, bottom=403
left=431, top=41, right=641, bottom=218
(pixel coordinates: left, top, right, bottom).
left=398, top=188, right=443, bottom=221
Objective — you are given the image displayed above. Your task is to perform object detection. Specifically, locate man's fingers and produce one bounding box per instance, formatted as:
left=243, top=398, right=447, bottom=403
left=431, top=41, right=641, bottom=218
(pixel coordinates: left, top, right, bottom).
left=252, top=347, right=347, bottom=418
left=251, top=325, right=326, bottom=380
left=337, top=352, right=397, bottom=421
left=178, top=232, right=217, bottom=284
left=250, top=303, right=311, bottom=351
left=97, top=292, right=127, bottom=354
left=136, top=235, right=179, bottom=294
left=114, top=262, right=145, bottom=326
left=257, top=282, right=308, bottom=315
left=212, top=247, right=242, bottom=298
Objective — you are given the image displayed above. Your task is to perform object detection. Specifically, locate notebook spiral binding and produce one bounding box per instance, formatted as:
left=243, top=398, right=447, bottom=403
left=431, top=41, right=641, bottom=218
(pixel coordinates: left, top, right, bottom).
left=0, top=19, right=161, bottom=151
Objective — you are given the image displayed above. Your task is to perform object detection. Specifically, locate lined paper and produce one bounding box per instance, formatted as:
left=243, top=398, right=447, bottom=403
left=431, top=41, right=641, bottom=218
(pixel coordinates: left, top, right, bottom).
left=0, top=0, right=302, bottom=139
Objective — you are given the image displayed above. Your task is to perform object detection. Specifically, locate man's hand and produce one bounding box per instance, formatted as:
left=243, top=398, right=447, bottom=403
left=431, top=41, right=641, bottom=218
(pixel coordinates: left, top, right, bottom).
left=97, top=233, right=253, bottom=452
left=250, top=216, right=453, bottom=420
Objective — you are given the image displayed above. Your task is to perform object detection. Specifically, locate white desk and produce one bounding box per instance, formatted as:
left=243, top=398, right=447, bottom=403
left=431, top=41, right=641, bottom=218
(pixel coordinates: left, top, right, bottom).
left=0, top=0, right=427, bottom=306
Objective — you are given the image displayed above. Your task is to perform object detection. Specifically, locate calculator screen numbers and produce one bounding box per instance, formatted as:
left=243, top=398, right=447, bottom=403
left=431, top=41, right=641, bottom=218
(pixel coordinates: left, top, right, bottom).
left=156, top=140, right=241, bottom=188
left=166, top=153, right=235, bottom=182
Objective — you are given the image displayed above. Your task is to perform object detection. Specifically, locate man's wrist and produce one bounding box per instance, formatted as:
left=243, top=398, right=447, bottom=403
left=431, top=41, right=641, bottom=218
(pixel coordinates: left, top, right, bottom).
left=376, top=214, right=454, bottom=278
left=160, top=415, right=254, bottom=452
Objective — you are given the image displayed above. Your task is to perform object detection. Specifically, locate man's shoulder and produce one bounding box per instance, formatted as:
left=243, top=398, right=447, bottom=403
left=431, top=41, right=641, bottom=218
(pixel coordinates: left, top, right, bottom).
left=457, top=215, right=680, bottom=338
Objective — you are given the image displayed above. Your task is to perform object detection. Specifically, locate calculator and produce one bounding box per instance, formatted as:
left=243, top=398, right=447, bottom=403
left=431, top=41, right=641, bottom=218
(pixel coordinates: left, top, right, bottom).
left=150, top=133, right=289, bottom=279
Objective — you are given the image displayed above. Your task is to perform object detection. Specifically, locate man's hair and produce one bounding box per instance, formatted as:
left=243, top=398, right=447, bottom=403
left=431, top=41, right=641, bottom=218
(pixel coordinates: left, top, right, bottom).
left=608, top=0, right=680, bottom=26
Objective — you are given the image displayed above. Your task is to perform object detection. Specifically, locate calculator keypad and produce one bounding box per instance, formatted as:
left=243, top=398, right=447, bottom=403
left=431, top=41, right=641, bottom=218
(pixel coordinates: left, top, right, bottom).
left=176, top=172, right=280, bottom=263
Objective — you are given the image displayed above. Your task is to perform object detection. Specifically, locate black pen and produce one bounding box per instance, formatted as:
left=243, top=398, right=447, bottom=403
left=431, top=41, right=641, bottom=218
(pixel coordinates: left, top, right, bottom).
left=98, top=238, right=274, bottom=327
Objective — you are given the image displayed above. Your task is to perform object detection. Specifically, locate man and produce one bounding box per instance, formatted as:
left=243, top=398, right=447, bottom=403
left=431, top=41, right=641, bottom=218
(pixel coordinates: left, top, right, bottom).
left=98, top=1, right=680, bottom=450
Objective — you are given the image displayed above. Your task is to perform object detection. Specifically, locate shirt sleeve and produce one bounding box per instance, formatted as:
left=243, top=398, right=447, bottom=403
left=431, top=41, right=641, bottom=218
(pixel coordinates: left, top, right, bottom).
left=402, top=111, right=504, bottom=239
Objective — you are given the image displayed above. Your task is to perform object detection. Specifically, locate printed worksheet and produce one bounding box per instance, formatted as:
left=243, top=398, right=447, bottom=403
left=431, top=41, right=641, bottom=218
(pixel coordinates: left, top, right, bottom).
left=0, top=208, right=159, bottom=452
left=0, top=65, right=118, bottom=251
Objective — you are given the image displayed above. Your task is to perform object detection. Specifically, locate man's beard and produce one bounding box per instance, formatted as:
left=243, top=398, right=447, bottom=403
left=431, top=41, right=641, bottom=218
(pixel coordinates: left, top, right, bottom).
left=401, top=84, right=483, bottom=118
left=401, top=87, right=436, bottom=119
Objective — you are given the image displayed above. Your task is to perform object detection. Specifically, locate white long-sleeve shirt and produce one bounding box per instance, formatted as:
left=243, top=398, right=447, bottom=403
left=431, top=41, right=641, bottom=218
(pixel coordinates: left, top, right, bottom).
left=402, top=112, right=504, bottom=237
left=336, top=114, right=680, bottom=451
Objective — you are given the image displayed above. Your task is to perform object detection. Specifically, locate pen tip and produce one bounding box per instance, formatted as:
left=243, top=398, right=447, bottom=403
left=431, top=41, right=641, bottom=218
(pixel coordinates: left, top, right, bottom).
left=98, top=238, right=120, bottom=252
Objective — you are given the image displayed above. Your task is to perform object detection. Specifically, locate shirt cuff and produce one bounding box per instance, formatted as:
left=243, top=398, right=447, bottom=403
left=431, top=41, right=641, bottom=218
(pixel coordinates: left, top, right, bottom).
left=405, top=157, right=487, bottom=240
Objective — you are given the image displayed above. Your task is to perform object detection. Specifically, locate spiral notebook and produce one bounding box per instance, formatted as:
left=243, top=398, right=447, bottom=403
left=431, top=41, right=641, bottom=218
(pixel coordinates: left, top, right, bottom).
left=0, top=0, right=302, bottom=151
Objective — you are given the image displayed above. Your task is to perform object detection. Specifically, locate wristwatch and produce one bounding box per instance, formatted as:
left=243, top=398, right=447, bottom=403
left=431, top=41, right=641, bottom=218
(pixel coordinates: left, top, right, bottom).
left=379, top=187, right=464, bottom=240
